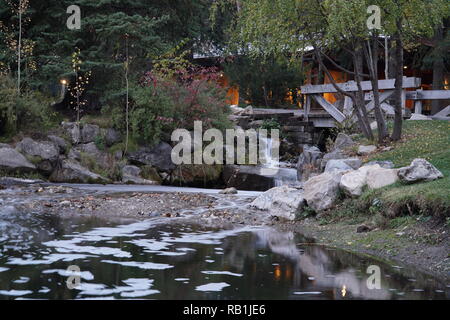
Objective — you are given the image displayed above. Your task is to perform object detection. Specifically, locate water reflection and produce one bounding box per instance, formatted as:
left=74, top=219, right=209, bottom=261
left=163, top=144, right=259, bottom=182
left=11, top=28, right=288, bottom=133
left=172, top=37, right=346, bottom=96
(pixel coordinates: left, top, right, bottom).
left=0, top=208, right=448, bottom=300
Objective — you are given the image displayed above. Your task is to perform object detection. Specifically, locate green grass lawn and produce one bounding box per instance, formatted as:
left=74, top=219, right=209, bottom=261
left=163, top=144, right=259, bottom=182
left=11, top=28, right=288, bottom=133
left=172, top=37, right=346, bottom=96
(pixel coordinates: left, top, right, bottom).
left=359, top=120, right=450, bottom=218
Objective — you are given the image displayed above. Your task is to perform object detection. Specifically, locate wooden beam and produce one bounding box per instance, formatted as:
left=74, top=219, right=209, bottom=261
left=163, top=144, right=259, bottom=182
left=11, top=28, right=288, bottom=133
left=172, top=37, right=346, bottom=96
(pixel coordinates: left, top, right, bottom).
left=365, top=90, right=395, bottom=113
left=406, top=90, right=450, bottom=100
left=311, top=94, right=346, bottom=123
left=301, top=77, right=421, bottom=94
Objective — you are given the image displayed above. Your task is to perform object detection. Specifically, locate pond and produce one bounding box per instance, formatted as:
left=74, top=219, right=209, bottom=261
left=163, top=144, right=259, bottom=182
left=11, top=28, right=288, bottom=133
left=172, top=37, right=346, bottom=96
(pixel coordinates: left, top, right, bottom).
left=0, top=205, right=448, bottom=300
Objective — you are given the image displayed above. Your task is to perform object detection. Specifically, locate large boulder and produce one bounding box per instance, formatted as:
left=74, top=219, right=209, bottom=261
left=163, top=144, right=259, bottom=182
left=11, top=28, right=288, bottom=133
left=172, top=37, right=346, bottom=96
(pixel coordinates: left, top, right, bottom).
left=223, top=165, right=275, bottom=191
left=357, top=145, right=377, bottom=156
left=81, top=124, right=100, bottom=144
left=16, top=138, right=60, bottom=175
left=250, top=185, right=305, bottom=221
left=0, top=148, right=36, bottom=173
left=16, top=138, right=59, bottom=161
left=103, top=128, right=122, bottom=147
left=304, top=171, right=347, bottom=212
left=366, top=167, right=399, bottom=189
left=50, top=160, right=108, bottom=184
left=120, top=165, right=158, bottom=185
left=61, top=122, right=82, bottom=144
left=365, top=160, right=395, bottom=169
left=340, top=165, right=380, bottom=197
left=320, top=150, right=346, bottom=171
left=0, top=143, right=11, bottom=149
left=128, top=142, right=176, bottom=172
left=325, top=158, right=362, bottom=173
left=296, top=145, right=323, bottom=181
left=48, top=135, right=68, bottom=154
left=398, top=159, right=443, bottom=183
left=68, top=143, right=110, bottom=169
left=332, top=133, right=356, bottom=151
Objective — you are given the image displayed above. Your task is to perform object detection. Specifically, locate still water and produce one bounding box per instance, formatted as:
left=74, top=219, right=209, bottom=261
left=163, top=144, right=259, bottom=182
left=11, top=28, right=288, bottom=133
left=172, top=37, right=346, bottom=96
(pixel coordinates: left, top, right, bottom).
left=0, top=207, right=448, bottom=300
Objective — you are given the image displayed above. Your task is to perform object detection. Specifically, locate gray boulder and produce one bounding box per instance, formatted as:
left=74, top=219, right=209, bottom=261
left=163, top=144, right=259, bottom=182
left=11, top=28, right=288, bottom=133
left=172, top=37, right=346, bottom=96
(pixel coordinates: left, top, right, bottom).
left=366, top=167, right=399, bottom=189
left=122, top=165, right=141, bottom=177
left=340, top=164, right=381, bottom=197
left=103, top=128, right=122, bottom=147
left=398, top=159, right=443, bottom=183
left=0, top=143, right=11, bottom=149
left=128, top=142, right=175, bottom=172
left=16, top=138, right=59, bottom=161
left=62, top=122, right=81, bottom=144
left=332, top=133, right=356, bottom=151
left=365, top=160, right=395, bottom=169
left=81, top=124, right=100, bottom=144
left=304, top=171, right=346, bottom=212
left=357, top=145, right=377, bottom=155
left=219, top=187, right=238, bottom=195
left=297, top=145, right=323, bottom=181
left=50, top=160, right=108, bottom=184
left=69, top=143, right=110, bottom=169
left=0, top=148, right=36, bottom=173
left=321, top=150, right=346, bottom=171
left=48, top=135, right=68, bottom=154
left=325, top=158, right=362, bottom=173
left=250, top=185, right=305, bottom=221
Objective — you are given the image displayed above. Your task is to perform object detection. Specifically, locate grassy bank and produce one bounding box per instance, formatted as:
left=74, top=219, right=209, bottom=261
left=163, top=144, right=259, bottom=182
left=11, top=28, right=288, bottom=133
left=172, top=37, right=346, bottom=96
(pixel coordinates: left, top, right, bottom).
left=318, top=120, right=450, bottom=227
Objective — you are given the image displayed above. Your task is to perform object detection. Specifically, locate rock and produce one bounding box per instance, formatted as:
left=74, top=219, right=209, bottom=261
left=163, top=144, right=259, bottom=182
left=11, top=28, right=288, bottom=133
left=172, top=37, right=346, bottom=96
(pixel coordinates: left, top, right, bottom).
left=223, top=165, right=275, bottom=191
left=398, top=158, right=443, bottom=183
left=0, top=147, right=36, bottom=173
left=128, top=142, right=175, bottom=172
left=304, top=171, right=346, bottom=212
left=366, top=167, right=399, bottom=189
left=81, top=124, right=100, bottom=143
left=103, top=128, right=122, bottom=147
left=16, top=138, right=59, bottom=161
left=122, top=174, right=158, bottom=185
left=250, top=185, right=305, bottom=221
left=357, top=225, right=372, bottom=233
left=325, top=160, right=352, bottom=172
left=121, top=165, right=141, bottom=177
left=325, top=158, right=362, bottom=173
left=332, top=133, right=355, bottom=151
left=69, top=143, right=110, bottom=169
left=48, top=135, right=68, bottom=154
left=50, top=160, right=108, bottom=184
left=365, top=160, right=395, bottom=169
left=219, top=187, right=238, bottom=195
left=0, top=177, right=44, bottom=186
left=62, top=122, right=81, bottom=144
left=408, top=113, right=432, bottom=121
left=340, top=165, right=380, bottom=197
left=297, top=145, right=323, bottom=181
left=357, top=145, right=377, bottom=155
left=229, top=105, right=245, bottom=115
left=120, top=165, right=157, bottom=185
left=320, top=150, right=345, bottom=171
left=247, top=120, right=264, bottom=129
left=0, top=143, right=11, bottom=149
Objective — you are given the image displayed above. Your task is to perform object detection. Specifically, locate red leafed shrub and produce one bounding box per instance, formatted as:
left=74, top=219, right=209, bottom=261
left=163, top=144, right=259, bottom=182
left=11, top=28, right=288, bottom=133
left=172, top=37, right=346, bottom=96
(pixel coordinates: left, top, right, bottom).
left=130, top=66, right=231, bottom=145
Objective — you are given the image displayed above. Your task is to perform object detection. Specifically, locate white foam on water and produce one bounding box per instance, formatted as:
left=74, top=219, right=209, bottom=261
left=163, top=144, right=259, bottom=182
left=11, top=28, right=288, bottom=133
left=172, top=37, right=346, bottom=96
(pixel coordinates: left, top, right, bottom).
left=0, top=267, right=9, bottom=272
left=195, top=282, right=230, bottom=292
left=175, top=278, right=190, bottom=282
left=0, top=289, right=33, bottom=297
left=201, top=271, right=243, bottom=277
left=293, top=291, right=322, bottom=295
left=102, top=260, right=173, bottom=270
left=120, top=289, right=159, bottom=298
left=205, top=260, right=215, bottom=263
left=43, top=269, right=94, bottom=281
left=38, top=287, right=50, bottom=294
left=13, top=276, right=30, bottom=284
left=77, top=278, right=159, bottom=298
left=7, top=253, right=95, bottom=265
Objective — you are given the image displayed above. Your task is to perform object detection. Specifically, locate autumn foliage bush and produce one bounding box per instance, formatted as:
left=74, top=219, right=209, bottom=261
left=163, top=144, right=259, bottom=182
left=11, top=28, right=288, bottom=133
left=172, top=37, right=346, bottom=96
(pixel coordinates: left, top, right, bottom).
left=128, top=66, right=231, bottom=145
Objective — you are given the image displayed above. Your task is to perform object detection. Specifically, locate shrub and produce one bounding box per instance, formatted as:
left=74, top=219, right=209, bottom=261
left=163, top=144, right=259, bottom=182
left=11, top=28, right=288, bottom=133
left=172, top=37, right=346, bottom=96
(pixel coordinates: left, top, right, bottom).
left=0, top=75, right=60, bottom=136
left=129, top=67, right=232, bottom=146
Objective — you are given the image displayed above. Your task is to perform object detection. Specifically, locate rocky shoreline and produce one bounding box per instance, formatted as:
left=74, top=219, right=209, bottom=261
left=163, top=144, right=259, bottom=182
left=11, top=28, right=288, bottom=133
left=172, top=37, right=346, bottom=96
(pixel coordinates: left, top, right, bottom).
left=7, top=182, right=448, bottom=282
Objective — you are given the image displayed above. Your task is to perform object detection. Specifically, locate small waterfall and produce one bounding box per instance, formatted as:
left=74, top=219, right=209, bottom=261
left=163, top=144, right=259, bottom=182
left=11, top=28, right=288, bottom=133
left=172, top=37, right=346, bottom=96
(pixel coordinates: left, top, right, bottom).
left=259, top=136, right=298, bottom=187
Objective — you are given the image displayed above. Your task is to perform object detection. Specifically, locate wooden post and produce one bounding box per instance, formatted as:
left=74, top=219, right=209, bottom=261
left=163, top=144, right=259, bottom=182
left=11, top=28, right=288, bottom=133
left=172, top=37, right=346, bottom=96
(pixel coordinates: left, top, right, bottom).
left=305, top=95, right=311, bottom=122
